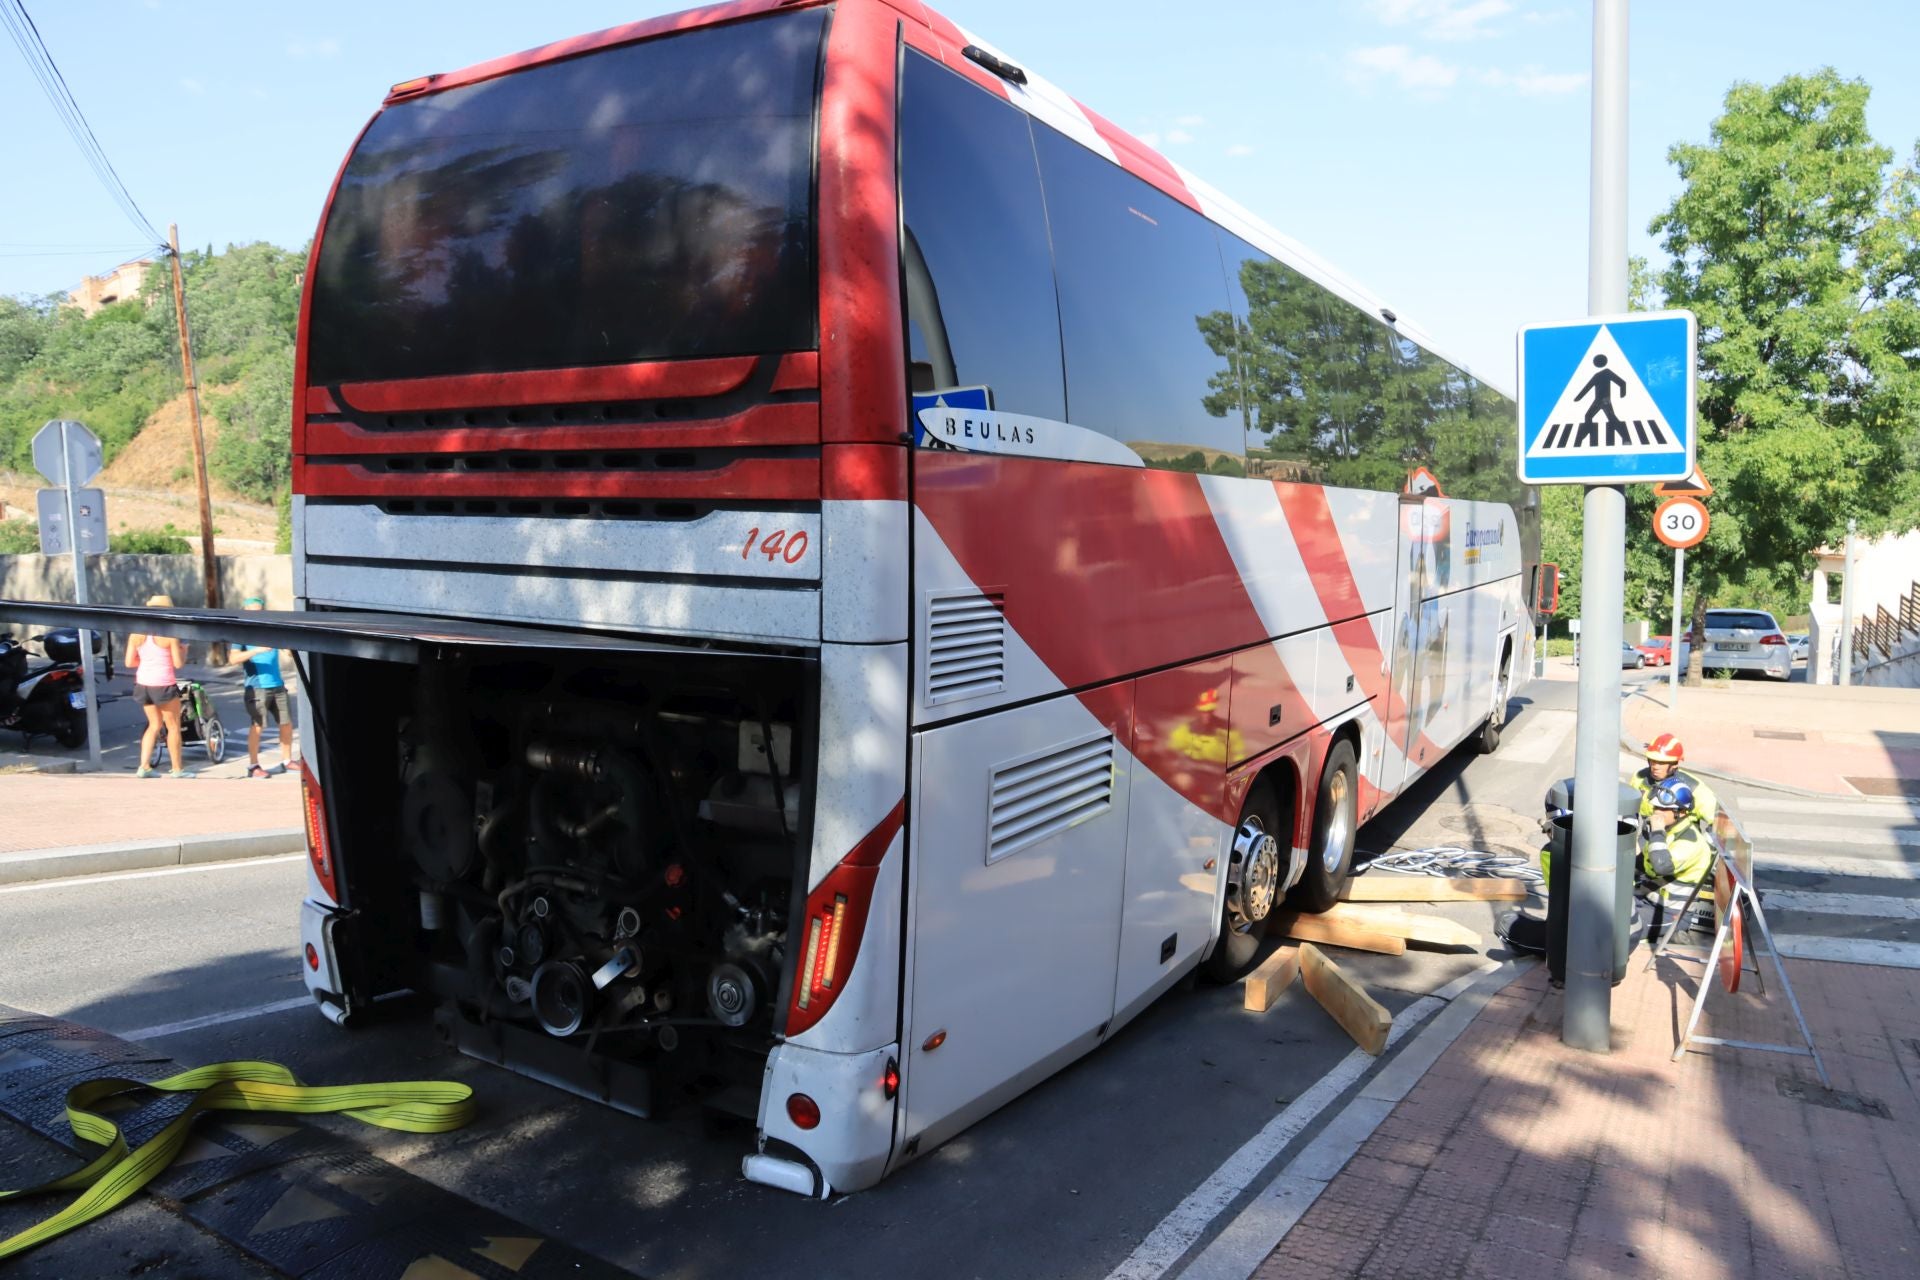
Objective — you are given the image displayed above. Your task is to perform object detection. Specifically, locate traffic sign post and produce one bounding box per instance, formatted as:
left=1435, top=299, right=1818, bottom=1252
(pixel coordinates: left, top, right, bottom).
left=30, top=420, right=105, bottom=767
left=1651, top=470, right=1713, bottom=705
left=1514, top=0, right=1657, bottom=1055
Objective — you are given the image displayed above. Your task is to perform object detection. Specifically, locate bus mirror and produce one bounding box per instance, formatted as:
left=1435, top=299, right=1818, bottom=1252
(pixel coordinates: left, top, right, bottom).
left=1534, top=563, right=1562, bottom=616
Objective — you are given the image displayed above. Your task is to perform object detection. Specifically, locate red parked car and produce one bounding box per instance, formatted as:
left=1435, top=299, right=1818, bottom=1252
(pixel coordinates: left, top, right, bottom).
left=1636, top=635, right=1672, bottom=666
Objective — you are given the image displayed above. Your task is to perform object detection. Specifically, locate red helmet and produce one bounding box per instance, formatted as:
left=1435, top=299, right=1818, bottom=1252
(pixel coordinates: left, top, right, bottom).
left=1645, top=733, right=1685, bottom=764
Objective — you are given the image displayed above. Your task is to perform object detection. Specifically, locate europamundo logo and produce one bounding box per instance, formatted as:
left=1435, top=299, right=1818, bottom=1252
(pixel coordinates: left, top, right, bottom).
left=1463, top=520, right=1505, bottom=563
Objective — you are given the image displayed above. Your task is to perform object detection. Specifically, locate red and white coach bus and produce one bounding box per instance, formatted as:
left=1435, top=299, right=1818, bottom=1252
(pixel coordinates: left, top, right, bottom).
left=6, top=0, right=1541, bottom=1196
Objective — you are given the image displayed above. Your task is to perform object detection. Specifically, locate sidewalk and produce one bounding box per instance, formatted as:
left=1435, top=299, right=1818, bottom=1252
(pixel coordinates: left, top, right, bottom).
left=1254, top=956, right=1920, bottom=1279
left=1623, top=678, right=1920, bottom=797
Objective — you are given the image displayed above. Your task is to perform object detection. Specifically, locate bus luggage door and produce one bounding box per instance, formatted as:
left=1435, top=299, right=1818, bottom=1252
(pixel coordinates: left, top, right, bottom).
left=902, top=694, right=1132, bottom=1153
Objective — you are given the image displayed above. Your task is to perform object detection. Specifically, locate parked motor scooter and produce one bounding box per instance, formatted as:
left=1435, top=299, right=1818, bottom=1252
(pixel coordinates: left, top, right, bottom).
left=0, top=629, right=95, bottom=749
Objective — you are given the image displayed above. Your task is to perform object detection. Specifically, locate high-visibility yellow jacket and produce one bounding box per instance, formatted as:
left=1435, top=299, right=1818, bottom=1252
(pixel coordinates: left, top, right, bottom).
left=1640, top=809, right=1715, bottom=888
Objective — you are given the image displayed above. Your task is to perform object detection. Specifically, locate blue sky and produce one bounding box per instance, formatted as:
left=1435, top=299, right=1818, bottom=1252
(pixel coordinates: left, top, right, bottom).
left=4, top=0, right=1916, bottom=382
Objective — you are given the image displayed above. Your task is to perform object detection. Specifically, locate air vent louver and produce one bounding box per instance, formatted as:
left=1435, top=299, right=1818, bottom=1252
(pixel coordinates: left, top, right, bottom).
left=987, top=733, right=1116, bottom=863
left=927, top=590, right=1007, bottom=704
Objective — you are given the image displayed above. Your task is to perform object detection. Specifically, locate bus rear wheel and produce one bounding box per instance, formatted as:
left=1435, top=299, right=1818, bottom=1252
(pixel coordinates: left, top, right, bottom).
left=1201, top=781, right=1285, bottom=983
left=1288, top=740, right=1358, bottom=914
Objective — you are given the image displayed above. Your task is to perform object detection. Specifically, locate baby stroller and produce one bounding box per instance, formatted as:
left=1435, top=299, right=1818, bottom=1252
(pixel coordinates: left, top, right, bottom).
left=148, top=680, right=227, bottom=766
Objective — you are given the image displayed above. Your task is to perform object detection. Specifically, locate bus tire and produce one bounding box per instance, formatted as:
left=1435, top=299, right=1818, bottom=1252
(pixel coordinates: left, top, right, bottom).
left=1475, top=664, right=1510, bottom=755
left=1289, top=740, right=1358, bottom=914
left=1201, top=781, right=1284, bottom=983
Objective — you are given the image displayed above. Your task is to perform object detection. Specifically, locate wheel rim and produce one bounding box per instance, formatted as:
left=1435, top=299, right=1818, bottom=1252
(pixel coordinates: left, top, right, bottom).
left=207, top=720, right=225, bottom=762
left=1229, top=816, right=1281, bottom=930
left=1322, top=770, right=1353, bottom=874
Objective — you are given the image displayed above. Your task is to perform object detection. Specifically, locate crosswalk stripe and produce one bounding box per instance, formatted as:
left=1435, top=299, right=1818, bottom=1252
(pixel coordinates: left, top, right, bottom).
left=1502, top=709, right=1574, bottom=764
left=1756, top=852, right=1920, bottom=881
left=1736, top=794, right=1917, bottom=818
left=1773, top=935, right=1920, bottom=970
left=1760, top=890, right=1920, bottom=920
left=1746, top=821, right=1920, bottom=848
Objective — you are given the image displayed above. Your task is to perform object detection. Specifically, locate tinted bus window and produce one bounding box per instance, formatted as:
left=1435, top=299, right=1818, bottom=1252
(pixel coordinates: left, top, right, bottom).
left=308, top=9, right=826, bottom=384
left=900, top=52, right=1065, bottom=421
left=1033, top=126, right=1243, bottom=473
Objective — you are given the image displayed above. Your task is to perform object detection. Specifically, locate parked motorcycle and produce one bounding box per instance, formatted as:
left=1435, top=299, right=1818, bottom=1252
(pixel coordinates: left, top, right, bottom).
left=0, top=629, right=95, bottom=749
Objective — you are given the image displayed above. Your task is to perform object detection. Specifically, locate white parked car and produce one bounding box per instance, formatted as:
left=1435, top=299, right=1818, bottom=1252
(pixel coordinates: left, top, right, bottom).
left=1676, top=608, right=1794, bottom=680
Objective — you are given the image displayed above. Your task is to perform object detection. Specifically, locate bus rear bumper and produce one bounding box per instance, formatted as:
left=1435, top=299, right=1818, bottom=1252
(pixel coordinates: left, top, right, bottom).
left=751, top=1040, right=898, bottom=1195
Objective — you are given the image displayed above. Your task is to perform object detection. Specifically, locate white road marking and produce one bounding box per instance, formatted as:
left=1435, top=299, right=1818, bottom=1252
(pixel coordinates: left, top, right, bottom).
left=1774, top=935, right=1920, bottom=970
left=0, top=854, right=303, bottom=895
left=1746, top=821, right=1920, bottom=848
left=110, top=994, right=312, bottom=1041
left=1756, top=852, right=1920, bottom=881
left=1102, top=995, right=1443, bottom=1280
left=1737, top=794, right=1918, bottom=818
left=1500, top=709, right=1575, bottom=764
left=1761, top=890, right=1920, bottom=920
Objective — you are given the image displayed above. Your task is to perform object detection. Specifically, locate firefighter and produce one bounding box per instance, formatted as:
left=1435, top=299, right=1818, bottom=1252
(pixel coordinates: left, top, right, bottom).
left=1632, top=733, right=1717, bottom=826
left=1640, top=776, right=1718, bottom=928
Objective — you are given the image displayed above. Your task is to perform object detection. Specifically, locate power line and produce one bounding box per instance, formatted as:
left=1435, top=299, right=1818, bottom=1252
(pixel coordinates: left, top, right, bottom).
left=0, top=0, right=165, bottom=249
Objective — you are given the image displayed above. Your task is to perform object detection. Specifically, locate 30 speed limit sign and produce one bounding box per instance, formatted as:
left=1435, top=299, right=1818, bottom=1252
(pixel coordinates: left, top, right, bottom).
left=1654, top=496, right=1709, bottom=549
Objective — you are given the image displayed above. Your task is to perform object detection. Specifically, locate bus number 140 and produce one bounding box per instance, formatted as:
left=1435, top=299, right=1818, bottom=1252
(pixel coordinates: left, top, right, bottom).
left=742, top=527, right=810, bottom=565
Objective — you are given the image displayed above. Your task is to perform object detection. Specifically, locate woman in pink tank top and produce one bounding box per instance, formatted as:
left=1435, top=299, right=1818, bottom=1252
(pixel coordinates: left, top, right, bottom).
left=124, top=594, right=192, bottom=778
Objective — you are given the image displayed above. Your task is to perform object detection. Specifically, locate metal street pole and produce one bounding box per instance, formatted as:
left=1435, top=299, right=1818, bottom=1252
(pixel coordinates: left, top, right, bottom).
left=1566, top=0, right=1629, bottom=1053
left=60, top=422, right=103, bottom=768
left=1837, top=517, right=1857, bottom=686
left=1668, top=545, right=1684, bottom=706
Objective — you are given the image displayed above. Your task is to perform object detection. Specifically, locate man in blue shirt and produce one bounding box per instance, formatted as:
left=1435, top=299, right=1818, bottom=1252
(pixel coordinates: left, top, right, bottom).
left=229, top=597, right=293, bottom=778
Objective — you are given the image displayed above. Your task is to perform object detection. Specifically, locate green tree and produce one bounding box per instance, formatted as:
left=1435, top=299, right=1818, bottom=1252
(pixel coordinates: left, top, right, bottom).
left=1646, top=70, right=1920, bottom=679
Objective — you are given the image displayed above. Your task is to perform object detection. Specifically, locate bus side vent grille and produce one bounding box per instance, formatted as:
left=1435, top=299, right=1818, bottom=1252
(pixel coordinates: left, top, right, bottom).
left=987, top=732, right=1115, bottom=864
left=926, top=590, right=1006, bottom=705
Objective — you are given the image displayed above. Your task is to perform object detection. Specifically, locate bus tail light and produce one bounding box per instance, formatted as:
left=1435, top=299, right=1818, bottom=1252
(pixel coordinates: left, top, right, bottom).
left=785, top=859, right=880, bottom=1037
left=786, top=1093, right=820, bottom=1130
left=299, top=760, right=339, bottom=902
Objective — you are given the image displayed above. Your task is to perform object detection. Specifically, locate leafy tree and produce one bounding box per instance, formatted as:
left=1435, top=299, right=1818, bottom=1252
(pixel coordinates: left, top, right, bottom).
left=210, top=345, right=295, bottom=501
left=1645, top=70, right=1920, bottom=680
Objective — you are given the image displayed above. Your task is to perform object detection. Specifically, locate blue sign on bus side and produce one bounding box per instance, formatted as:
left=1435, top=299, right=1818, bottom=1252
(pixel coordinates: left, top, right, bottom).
left=910, top=385, right=992, bottom=448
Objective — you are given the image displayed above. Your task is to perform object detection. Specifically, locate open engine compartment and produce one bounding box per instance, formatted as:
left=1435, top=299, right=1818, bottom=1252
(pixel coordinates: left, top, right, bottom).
left=307, top=644, right=817, bottom=1116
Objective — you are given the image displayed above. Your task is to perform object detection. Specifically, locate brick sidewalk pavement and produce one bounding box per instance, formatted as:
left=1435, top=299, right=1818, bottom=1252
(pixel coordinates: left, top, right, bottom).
left=0, top=773, right=301, bottom=854
left=1258, top=956, right=1920, bottom=1278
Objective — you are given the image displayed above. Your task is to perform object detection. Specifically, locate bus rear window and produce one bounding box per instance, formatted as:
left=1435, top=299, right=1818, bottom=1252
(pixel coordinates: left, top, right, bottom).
left=307, top=9, right=826, bottom=384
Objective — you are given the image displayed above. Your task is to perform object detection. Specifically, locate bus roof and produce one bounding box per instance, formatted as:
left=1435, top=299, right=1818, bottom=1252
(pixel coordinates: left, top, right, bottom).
left=386, top=0, right=1511, bottom=399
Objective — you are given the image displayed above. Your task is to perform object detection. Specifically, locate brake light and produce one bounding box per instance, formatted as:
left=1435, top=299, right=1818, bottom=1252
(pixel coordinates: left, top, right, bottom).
left=305, top=943, right=320, bottom=971
left=1760, top=634, right=1787, bottom=646
left=785, top=800, right=904, bottom=1038
left=299, top=760, right=339, bottom=902
left=786, top=1093, right=821, bottom=1130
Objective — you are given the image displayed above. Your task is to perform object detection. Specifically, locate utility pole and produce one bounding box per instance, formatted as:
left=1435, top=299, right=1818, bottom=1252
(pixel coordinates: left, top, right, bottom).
left=166, top=223, right=223, bottom=626
left=1565, top=0, right=1629, bottom=1054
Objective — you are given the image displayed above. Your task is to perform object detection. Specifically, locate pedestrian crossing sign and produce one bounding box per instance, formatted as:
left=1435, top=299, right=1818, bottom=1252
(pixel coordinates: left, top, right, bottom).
left=1516, top=310, right=1695, bottom=485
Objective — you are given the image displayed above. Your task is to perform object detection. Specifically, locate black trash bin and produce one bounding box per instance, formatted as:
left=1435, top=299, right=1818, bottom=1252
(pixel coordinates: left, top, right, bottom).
left=1543, top=777, right=1640, bottom=987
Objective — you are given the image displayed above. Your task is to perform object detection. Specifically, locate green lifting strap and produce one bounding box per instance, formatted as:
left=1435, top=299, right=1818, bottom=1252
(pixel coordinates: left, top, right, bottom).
left=0, top=1060, right=475, bottom=1262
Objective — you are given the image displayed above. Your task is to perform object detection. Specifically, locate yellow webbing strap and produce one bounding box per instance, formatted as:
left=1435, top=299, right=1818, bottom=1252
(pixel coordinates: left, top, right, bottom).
left=0, top=1060, right=474, bottom=1262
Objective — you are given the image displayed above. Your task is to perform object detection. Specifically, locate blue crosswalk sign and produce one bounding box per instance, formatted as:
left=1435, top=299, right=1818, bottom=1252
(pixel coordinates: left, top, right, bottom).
left=1516, top=310, right=1695, bottom=485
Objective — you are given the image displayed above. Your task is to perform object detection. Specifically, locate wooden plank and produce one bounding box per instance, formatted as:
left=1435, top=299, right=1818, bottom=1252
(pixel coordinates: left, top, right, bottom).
left=1323, top=902, right=1482, bottom=949
left=1343, top=875, right=1531, bottom=903
left=1242, top=945, right=1301, bottom=1013
left=1271, top=912, right=1406, bottom=956
left=1300, top=942, right=1392, bottom=1056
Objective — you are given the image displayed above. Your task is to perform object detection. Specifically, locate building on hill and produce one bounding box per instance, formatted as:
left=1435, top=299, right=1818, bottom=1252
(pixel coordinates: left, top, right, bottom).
left=66, top=258, right=153, bottom=316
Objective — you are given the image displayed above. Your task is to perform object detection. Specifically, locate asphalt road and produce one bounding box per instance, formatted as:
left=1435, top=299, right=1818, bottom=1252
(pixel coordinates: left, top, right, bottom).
left=20, top=662, right=1891, bottom=1280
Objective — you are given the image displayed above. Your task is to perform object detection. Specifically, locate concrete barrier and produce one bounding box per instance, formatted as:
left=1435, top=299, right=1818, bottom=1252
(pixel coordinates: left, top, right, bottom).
left=0, top=553, right=292, bottom=614
left=0, top=826, right=304, bottom=885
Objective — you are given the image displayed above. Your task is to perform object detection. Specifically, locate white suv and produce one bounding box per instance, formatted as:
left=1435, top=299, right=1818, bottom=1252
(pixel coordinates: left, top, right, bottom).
left=1676, top=608, right=1793, bottom=680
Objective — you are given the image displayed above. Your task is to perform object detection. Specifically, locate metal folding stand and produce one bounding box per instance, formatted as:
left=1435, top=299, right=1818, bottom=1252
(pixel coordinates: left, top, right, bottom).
left=1670, top=855, right=1829, bottom=1087
left=1645, top=840, right=1765, bottom=994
